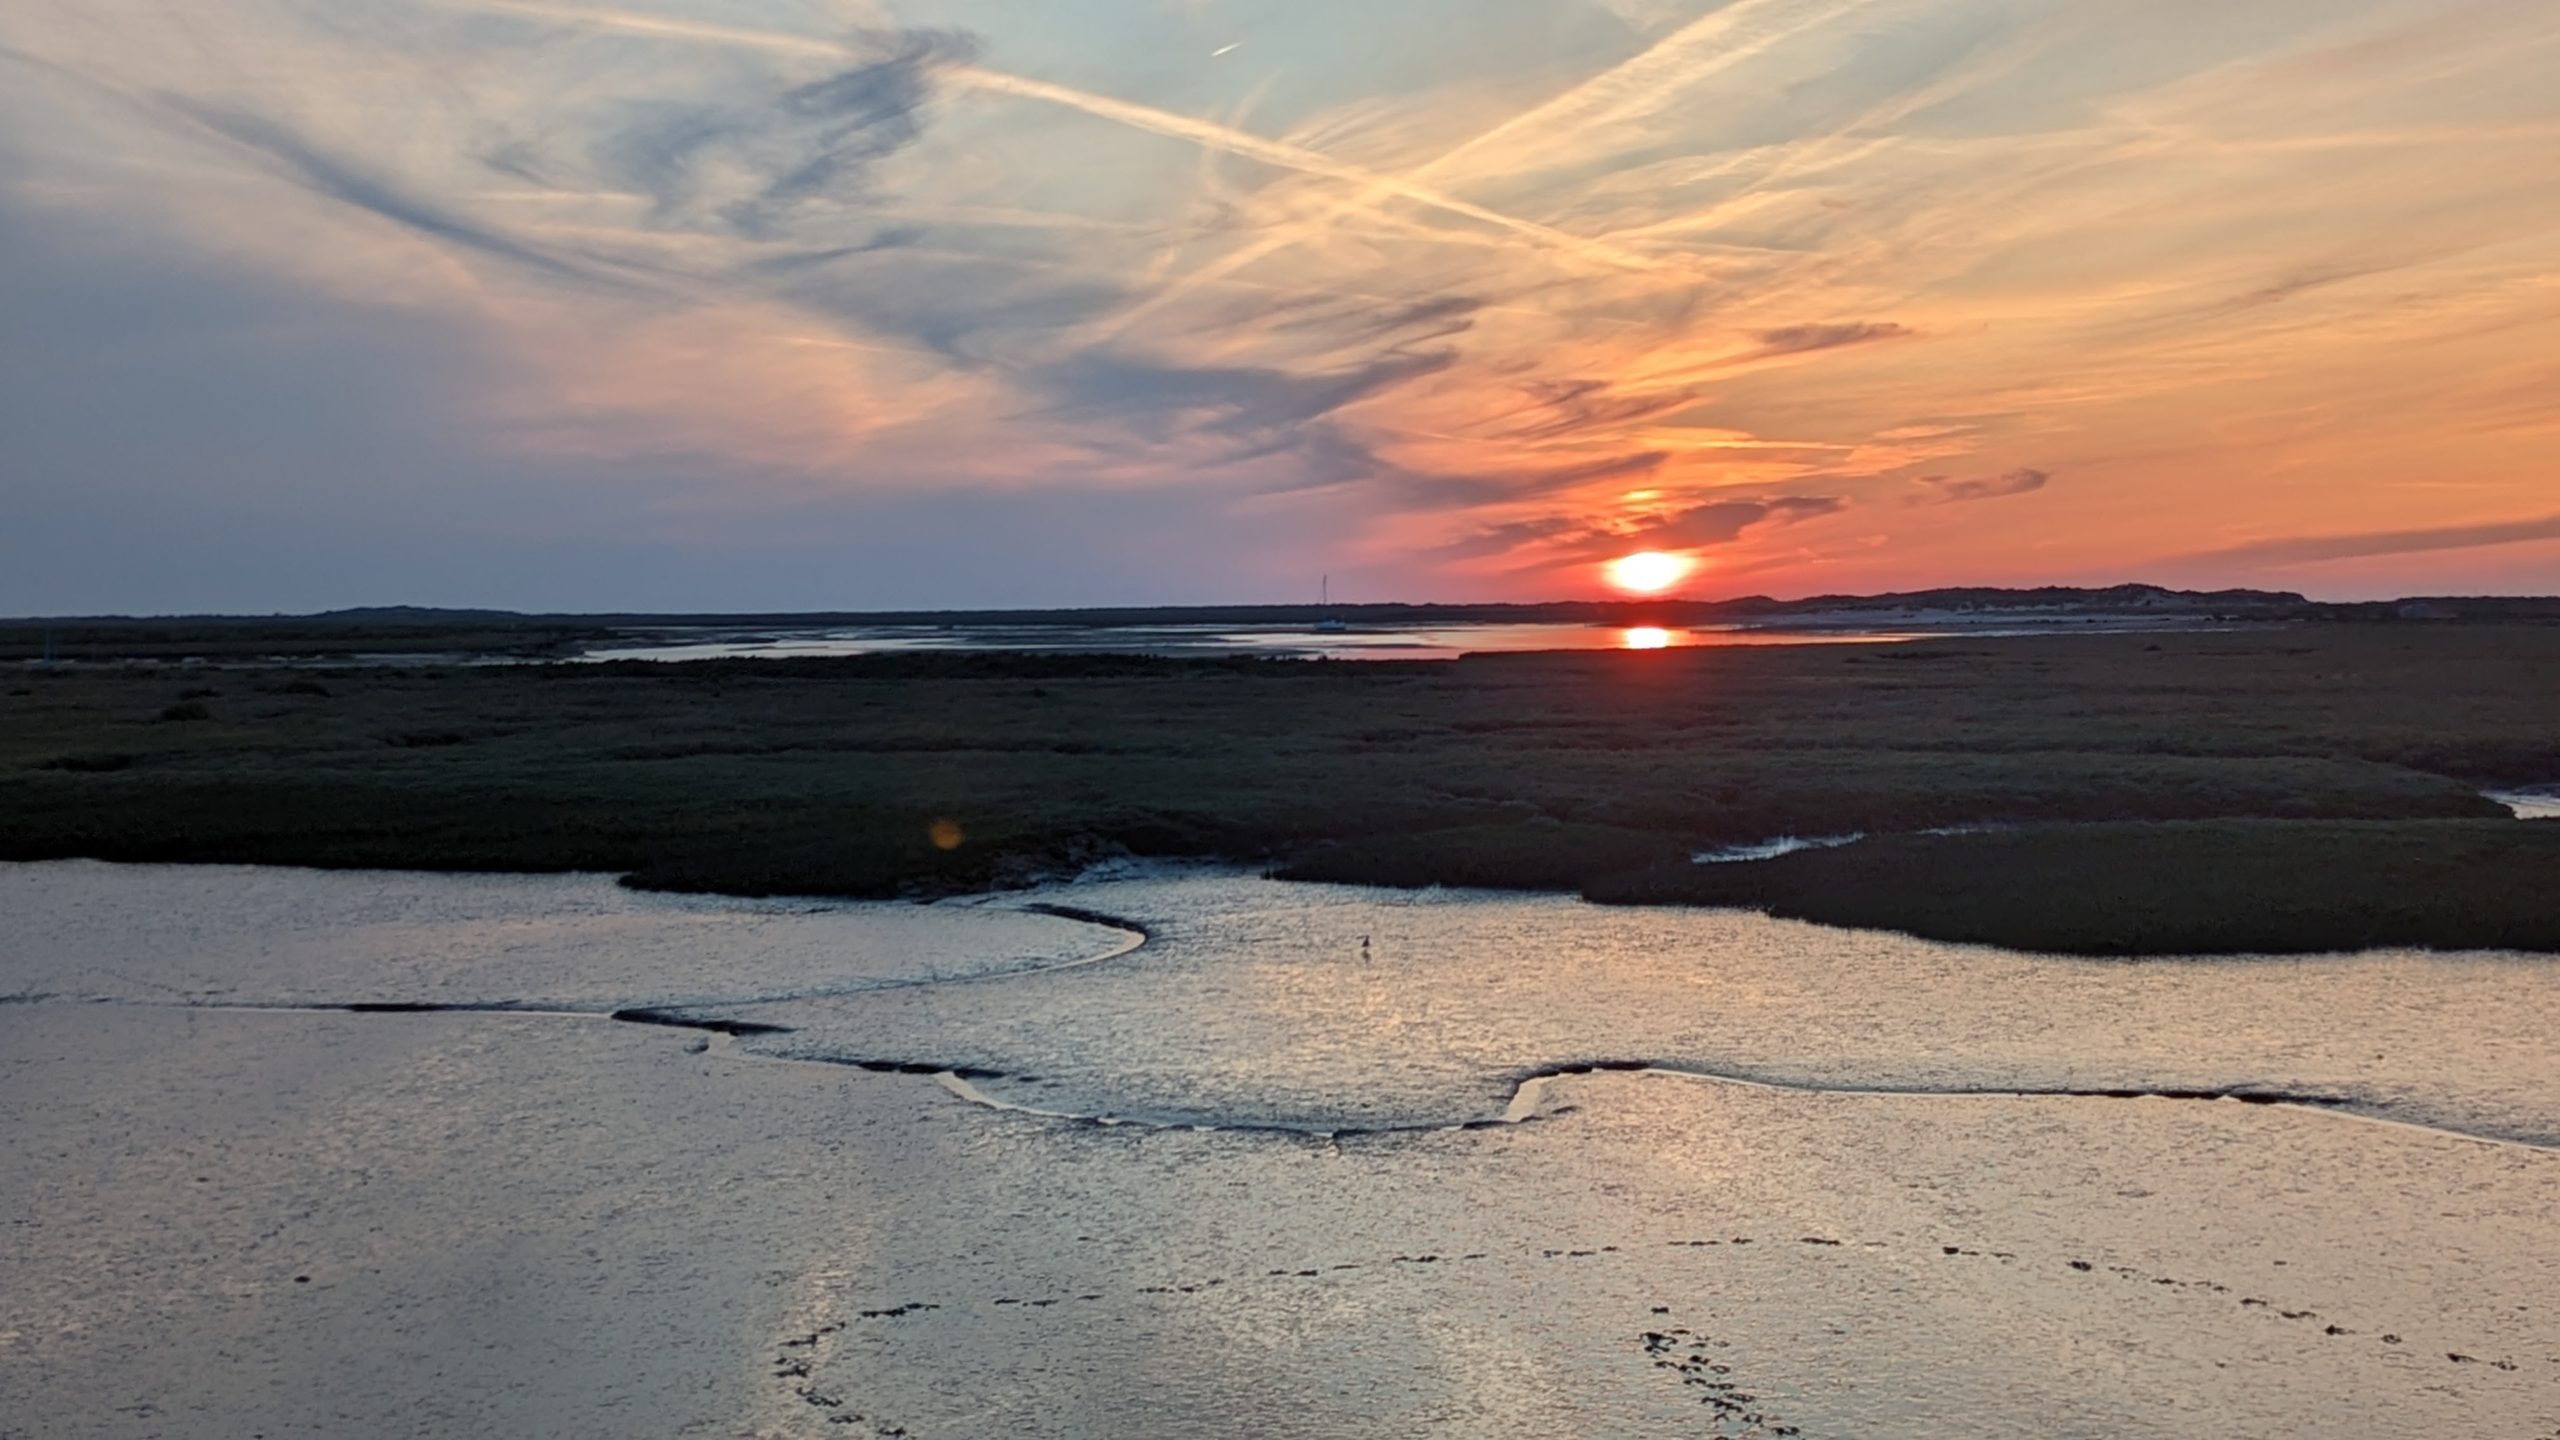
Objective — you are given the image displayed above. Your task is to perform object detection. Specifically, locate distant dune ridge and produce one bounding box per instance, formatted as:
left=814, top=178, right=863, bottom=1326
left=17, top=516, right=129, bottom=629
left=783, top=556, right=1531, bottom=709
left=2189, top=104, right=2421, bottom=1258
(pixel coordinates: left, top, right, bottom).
left=5, top=583, right=2556, bottom=664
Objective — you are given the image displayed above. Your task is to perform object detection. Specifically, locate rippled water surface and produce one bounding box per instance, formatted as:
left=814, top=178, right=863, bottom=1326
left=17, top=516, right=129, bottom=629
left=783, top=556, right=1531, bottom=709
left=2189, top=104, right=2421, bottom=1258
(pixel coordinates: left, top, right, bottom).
left=4, top=861, right=2555, bottom=1438
left=2490, top=784, right=2560, bottom=820
left=573, top=618, right=2147, bottom=663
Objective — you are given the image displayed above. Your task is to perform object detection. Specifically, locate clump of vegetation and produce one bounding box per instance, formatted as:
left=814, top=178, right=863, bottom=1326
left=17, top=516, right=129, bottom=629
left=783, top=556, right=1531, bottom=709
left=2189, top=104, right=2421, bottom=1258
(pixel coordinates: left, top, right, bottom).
left=621, top=824, right=1006, bottom=900
left=379, top=730, right=470, bottom=749
left=1273, top=822, right=1686, bottom=890
left=1584, top=820, right=2560, bottom=955
left=37, top=752, right=136, bottom=773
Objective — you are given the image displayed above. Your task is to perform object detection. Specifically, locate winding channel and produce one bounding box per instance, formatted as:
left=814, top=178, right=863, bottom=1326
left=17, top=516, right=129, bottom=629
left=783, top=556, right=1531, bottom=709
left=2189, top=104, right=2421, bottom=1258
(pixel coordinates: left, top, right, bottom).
left=12, top=902, right=2554, bottom=1156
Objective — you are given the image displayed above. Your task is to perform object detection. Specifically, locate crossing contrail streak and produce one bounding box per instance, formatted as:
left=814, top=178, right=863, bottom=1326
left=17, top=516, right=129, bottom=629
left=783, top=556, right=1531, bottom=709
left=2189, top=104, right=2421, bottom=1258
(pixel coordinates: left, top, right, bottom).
left=458, top=0, right=849, bottom=56
left=1087, top=0, right=1870, bottom=333
left=944, top=66, right=1655, bottom=269
left=445, top=0, right=1656, bottom=270
left=1420, top=0, right=1868, bottom=183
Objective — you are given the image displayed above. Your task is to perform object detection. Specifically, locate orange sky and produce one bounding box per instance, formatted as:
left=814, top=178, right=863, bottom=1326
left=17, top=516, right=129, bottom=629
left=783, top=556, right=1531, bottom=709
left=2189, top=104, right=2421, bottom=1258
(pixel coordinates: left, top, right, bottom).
left=1, top=0, right=2554, bottom=609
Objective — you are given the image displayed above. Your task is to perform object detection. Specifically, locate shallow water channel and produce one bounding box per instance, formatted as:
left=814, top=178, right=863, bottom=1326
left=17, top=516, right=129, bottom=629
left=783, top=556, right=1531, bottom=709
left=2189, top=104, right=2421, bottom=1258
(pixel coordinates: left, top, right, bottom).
left=4, top=861, right=2554, bottom=1438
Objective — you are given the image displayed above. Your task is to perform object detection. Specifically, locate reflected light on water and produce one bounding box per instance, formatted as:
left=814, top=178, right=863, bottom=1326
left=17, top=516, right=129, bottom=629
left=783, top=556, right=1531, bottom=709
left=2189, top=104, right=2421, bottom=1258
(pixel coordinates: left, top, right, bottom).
left=1620, top=627, right=1673, bottom=650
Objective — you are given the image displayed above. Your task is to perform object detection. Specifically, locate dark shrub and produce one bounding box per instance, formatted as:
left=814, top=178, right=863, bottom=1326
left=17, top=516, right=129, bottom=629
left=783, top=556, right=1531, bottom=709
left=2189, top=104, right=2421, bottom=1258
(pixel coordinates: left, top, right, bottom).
left=40, top=752, right=137, bottom=772
left=381, top=731, right=469, bottom=748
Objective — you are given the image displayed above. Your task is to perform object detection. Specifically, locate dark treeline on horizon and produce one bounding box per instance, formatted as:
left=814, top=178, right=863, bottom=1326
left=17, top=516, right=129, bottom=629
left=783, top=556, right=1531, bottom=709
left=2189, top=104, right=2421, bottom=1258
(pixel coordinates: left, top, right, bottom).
left=4, top=585, right=2558, bottom=664
left=20, top=582, right=2560, bottom=628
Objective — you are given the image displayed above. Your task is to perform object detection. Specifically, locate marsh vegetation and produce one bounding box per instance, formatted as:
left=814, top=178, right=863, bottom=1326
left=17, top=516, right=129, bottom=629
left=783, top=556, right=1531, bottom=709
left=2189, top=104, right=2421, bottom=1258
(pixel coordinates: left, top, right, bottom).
left=4, top=625, right=2553, bottom=953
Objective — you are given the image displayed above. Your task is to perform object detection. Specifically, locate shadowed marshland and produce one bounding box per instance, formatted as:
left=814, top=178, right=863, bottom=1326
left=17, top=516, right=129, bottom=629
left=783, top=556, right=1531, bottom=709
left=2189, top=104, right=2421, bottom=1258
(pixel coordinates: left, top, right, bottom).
left=4, top=622, right=2555, bottom=954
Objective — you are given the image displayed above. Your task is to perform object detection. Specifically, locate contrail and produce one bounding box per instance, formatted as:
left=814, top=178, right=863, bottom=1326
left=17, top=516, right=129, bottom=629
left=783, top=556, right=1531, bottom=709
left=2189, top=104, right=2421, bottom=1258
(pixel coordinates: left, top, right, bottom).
left=457, top=0, right=848, bottom=56
left=1088, top=0, right=1867, bottom=333
left=946, top=65, right=1655, bottom=269
left=444, top=0, right=1654, bottom=269
left=1420, top=0, right=1868, bottom=183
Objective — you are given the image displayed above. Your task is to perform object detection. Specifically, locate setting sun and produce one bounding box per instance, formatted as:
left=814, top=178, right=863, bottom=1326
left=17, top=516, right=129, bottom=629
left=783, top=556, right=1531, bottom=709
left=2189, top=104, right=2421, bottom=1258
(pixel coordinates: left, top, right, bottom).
left=1605, top=551, right=1695, bottom=595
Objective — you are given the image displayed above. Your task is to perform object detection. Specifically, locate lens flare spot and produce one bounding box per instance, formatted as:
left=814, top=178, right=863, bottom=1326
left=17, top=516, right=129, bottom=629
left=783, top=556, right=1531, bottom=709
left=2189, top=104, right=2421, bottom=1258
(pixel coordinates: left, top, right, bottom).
left=1622, top=626, right=1673, bottom=650
left=1605, top=551, right=1694, bottom=595
left=928, top=818, right=966, bottom=851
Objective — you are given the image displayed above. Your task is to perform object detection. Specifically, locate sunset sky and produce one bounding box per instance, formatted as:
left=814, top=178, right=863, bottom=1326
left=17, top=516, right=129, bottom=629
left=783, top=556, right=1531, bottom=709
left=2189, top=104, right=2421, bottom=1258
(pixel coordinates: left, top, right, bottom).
left=3, top=0, right=2554, bottom=611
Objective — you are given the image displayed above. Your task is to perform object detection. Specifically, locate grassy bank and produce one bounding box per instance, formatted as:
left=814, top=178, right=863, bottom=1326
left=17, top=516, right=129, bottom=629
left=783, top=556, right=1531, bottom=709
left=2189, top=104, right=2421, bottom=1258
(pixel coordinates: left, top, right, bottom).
left=2, top=626, right=2555, bottom=953
left=1584, top=820, right=2560, bottom=955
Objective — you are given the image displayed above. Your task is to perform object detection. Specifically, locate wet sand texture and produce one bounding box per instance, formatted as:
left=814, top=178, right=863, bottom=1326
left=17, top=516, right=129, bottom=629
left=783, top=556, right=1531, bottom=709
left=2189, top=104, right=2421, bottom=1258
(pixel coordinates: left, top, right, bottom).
left=4, top=863, right=2557, bottom=1437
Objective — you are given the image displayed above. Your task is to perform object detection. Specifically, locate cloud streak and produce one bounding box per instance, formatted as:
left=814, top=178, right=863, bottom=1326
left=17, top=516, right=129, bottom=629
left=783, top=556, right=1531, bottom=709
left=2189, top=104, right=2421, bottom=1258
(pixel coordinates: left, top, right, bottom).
left=160, top=100, right=634, bottom=289
left=1757, top=322, right=1915, bottom=356
left=1909, top=468, right=2049, bottom=505
left=614, top=29, right=974, bottom=239
left=1, top=0, right=2555, bottom=606
left=1433, top=493, right=1846, bottom=569
left=2167, top=513, right=2560, bottom=570
left=451, top=0, right=1659, bottom=269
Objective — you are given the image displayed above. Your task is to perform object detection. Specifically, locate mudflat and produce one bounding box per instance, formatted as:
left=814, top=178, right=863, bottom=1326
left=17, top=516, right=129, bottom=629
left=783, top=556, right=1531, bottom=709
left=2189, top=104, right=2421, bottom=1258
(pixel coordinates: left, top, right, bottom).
left=7, top=864, right=2558, bottom=1438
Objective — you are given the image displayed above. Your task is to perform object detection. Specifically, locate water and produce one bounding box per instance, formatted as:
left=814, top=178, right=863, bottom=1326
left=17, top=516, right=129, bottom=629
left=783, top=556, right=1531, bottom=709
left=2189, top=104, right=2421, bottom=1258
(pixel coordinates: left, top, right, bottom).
left=2489, top=785, right=2560, bottom=820
left=1693, top=833, right=1866, bottom=864
left=575, top=617, right=2169, bottom=664
left=4, top=862, right=2555, bottom=1438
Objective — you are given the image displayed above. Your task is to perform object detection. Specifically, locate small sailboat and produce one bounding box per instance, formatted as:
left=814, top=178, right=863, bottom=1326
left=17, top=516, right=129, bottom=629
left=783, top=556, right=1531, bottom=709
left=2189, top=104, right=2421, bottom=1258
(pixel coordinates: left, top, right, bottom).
left=1314, top=575, right=1348, bottom=633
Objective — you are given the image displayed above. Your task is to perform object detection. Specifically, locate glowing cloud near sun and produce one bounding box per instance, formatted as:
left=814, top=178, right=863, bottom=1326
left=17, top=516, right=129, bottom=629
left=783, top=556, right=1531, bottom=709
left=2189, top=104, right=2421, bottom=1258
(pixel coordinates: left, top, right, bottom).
left=1605, top=551, right=1695, bottom=595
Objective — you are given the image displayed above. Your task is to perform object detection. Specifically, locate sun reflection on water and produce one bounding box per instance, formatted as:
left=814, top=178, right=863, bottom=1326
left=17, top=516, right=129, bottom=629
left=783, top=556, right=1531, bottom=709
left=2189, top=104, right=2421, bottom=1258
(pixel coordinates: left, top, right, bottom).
left=1621, top=627, right=1672, bottom=650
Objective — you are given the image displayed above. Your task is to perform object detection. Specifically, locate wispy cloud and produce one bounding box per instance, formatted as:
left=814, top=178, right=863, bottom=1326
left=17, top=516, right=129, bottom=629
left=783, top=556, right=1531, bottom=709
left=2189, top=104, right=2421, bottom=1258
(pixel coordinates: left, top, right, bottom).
left=1, top=0, right=2555, bottom=607
left=159, top=98, right=634, bottom=289
left=1611, top=495, right=1849, bottom=555
left=1908, top=467, right=2049, bottom=506
left=1432, top=492, right=1846, bottom=569
left=600, top=29, right=974, bottom=240
left=451, top=1, right=1662, bottom=268
left=2166, top=513, right=2560, bottom=570
left=1038, top=348, right=1454, bottom=442
left=1755, top=322, right=1915, bottom=355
